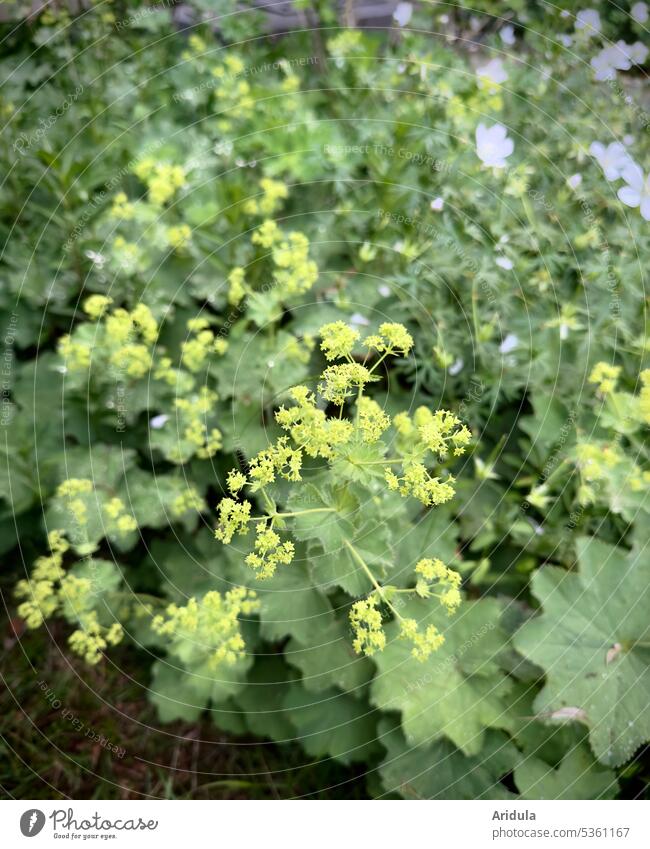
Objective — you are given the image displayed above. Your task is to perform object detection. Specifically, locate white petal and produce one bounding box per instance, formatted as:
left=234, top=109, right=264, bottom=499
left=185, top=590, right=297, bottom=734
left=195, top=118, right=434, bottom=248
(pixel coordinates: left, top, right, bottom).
left=621, top=161, right=644, bottom=190
left=150, top=414, right=169, bottom=429
left=618, top=186, right=641, bottom=207
left=640, top=196, right=650, bottom=221
left=499, top=333, right=519, bottom=354
left=393, top=2, right=412, bottom=27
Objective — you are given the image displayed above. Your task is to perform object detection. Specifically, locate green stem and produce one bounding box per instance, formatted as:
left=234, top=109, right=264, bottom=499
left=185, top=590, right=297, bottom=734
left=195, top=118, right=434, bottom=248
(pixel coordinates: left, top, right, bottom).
left=368, top=351, right=391, bottom=374
left=343, top=539, right=404, bottom=622
left=251, top=507, right=336, bottom=521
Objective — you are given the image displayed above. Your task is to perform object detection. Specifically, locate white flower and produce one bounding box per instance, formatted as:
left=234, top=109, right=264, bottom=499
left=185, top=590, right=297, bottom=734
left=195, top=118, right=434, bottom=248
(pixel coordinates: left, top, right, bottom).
left=560, top=34, right=573, bottom=47
left=150, top=414, right=169, bottom=429
left=500, top=25, right=516, bottom=46
left=430, top=196, right=444, bottom=211
left=475, top=122, right=514, bottom=169
left=349, top=312, right=370, bottom=327
left=393, top=2, right=412, bottom=27
left=589, top=141, right=632, bottom=180
left=476, top=58, right=508, bottom=85
left=496, top=256, right=513, bottom=270
left=448, top=358, right=464, bottom=376
left=628, top=41, right=649, bottom=64
left=632, top=2, right=648, bottom=24
left=617, top=162, right=650, bottom=220
left=575, top=9, right=601, bottom=37
left=499, top=333, right=519, bottom=354
left=623, top=134, right=635, bottom=146
left=567, top=173, right=582, bottom=189
left=591, top=42, right=637, bottom=80
left=378, top=284, right=391, bottom=297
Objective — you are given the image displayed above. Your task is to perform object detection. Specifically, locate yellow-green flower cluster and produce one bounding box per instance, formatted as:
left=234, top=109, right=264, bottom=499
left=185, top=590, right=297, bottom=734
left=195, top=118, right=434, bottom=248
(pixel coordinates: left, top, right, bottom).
left=227, top=470, right=247, bottom=494
left=212, top=55, right=255, bottom=129
left=228, top=267, right=247, bottom=306
left=275, top=385, right=354, bottom=458
left=15, top=530, right=68, bottom=628
left=60, top=302, right=160, bottom=381
left=394, top=406, right=471, bottom=459
left=363, top=323, right=414, bottom=356
left=83, top=294, right=113, bottom=320
left=357, top=396, right=390, bottom=443
left=245, top=523, right=295, bottom=579
left=247, top=436, right=303, bottom=490
left=58, top=334, right=92, bottom=370
left=181, top=318, right=228, bottom=373
left=215, top=498, right=252, bottom=544
left=415, top=408, right=472, bottom=459
left=399, top=617, right=445, bottom=661
left=172, top=385, right=223, bottom=461
left=109, top=191, right=135, bottom=220
left=385, top=463, right=456, bottom=507
left=133, top=159, right=186, bottom=206
left=349, top=595, right=386, bottom=656
left=67, top=611, right=123, bottom=665
left=104, top=497, right=138, bottom=535
left=151, top=587, right=259, bottom=670
left=56, top=478, right=93, bottom=526
left=589, top=361, right=621, bottom=395
left=320, top=320, right=360, bottom=361
left=166, top=223, right=192, bottom=251
left=575, top=442, right=621, bottom=482
left=244, top=178, right=288, bottom=216
left=16, top=530, right=124, bottom=664
left=272, top=231, right=319, bottom=296
left=171, top=487, right=206, bottom=518
left=318, top=363, right=375, bottom=406
left=414, top=558, right=462, bottom=614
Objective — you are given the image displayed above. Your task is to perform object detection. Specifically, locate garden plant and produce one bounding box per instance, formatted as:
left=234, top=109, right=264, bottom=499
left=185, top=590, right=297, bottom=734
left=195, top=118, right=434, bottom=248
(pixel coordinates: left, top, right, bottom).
left=1, top=0, right=650, bottom=801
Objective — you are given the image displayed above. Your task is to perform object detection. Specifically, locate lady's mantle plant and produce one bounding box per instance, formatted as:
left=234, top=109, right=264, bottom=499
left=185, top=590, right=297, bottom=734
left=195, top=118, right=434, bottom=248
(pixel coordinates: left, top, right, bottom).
left=215, top=320, right=471, bottom=662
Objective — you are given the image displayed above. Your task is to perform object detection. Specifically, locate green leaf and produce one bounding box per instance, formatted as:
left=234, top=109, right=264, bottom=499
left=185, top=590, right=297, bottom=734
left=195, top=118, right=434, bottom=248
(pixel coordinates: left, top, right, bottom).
left=515, top=744, right=618, bottom=800
left=235, top=656, right=296, bottom=741
left=284, top=683, right=379, bottom=764
left=514, top=536, right=650, bottom=767
left=290, top=480, right=392, bottom=596
left=371, top=598, right=512, bottom=754
left=378, top=718, right=516, bottom=800
left=286, top=617, right=374, bottom=694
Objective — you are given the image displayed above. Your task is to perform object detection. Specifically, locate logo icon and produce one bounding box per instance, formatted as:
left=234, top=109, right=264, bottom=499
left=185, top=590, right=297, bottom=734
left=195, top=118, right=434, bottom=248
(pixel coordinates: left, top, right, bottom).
left=20, top=809, right=45, bottom=837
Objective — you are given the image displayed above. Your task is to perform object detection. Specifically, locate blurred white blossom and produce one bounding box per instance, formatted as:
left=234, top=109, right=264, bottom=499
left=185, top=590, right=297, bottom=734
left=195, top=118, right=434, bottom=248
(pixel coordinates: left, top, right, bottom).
left=475, top=123, right=514, bottom=168
left=476, top=58, right=508, bottom=85
left=617, top=162, right=650, bottom=220
left=393, top=2, right=413, bottom=27
left=575, top=9, right=601, bottom=37
left=589, top=141, right=632, bottom=180
left=500, top=25, right=516, bottom=46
